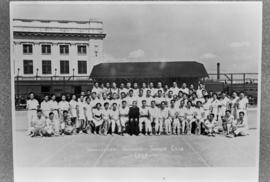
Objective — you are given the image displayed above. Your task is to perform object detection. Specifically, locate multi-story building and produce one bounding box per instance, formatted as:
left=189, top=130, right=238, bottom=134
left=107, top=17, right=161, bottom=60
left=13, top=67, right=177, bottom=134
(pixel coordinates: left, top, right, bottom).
left=12, top=18, right=106, bottom=98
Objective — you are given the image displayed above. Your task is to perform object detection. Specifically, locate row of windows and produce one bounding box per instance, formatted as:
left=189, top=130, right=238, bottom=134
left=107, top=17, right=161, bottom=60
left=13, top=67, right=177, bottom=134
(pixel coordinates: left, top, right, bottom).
left=22, top=60, right=87, bottom=74
left=22, top=44, right=96, bottom=55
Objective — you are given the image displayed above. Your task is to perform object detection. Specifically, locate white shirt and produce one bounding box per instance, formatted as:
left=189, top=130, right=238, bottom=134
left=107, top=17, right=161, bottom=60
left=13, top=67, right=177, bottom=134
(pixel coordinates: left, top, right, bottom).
left=92, top=87, right=101, bottom=96
left=111, top=88, right=119, bottom=95
left=102, top=108, right=111, bottom=120
left=179, top=88, right=189, bottom=95
left=184, top=107, right=195, bottom=120
left=170, top=87, right=180, bottom=96
left=178, top=107, right=186, bottom=117
left=100, top=98, right=110, bottom=109
left=204, top=119, right=217, bottom=128
left=45, top=118, right=55, bottom=128
left=49, top=100, right=58, bottom=111
left=133, top=88, right=140, bottom=97
left=27, top=99, right=39, bottom=110
left=203, top=100, right=212, bottom=111
left=149, top=88, right=156, bottom=97
left=119, top=106, right=129, bottom=118
left=231, top=96, right=239, bottom=108
left=40, top=100, right=51, bottom=111
left=137, top=96, right=145, bottom=107
left=159, top=108, right=169, bottom=119
left=210, top=99, right=220, bottom=114
left=77, top=101, right=86, bottom=120
left=110, top=109, right=119, bottom=120
left=90, top=98, right=100, bottom=109
left=126, top=96, right=137, bottom=107
left=149, top=106, right=160, bottom=118
left=155, top=96, right=165, bottom=105
left=237, top=97, right=249, bottom=110
left=84, top=102, right=93, bottom=119
left=195, top=107, right=205, bottom=119
left=165, top=97, right=173, bottom=107
left=168, top=107, right=178, bottom=118
left=93, top=109, right=103, bottom=120
left=140, top=106, right=149, bottom=117
left=219, top=97, right=230, bottom=110
left=144, top=96, right=153, bottom=107
left=69, top=100, right=78, bottom=117
left=141, top=88, right=148, bottom=97
left=119, top=88, right=128, bottom=95
left=155, top=88, right=164, bottom=96
left=32, top=115, right=46, bottom=128
left=196, top=89, right=203, bottom=98
left=58, top=101, right=69, bottom=111
left=110, top=99, right=121, bottom=108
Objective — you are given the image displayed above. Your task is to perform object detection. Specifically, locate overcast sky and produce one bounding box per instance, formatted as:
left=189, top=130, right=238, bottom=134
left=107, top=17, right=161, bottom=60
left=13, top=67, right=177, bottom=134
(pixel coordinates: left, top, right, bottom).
left=11, top=2, right=262, bottom=73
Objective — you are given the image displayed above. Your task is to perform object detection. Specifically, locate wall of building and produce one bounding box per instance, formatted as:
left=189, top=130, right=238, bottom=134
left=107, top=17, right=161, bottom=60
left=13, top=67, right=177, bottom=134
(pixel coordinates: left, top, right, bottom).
left=13, top=38, right=103, bottom=77
left=12, top=19, right=105, bottom=77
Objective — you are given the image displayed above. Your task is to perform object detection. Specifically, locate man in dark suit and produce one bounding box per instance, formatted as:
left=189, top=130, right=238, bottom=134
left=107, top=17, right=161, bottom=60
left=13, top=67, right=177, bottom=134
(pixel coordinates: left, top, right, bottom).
left=128, top=101, right=140, bottom=135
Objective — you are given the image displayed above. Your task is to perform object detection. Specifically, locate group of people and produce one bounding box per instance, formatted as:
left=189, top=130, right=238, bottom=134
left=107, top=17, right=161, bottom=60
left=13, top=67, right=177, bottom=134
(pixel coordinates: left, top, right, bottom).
left=25, top=81, right=249, bottom=138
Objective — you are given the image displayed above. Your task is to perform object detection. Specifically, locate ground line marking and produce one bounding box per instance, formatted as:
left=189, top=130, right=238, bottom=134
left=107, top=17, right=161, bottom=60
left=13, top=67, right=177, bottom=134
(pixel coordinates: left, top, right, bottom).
left=181, top=137, right=211, bottom=167
left=34, top=136, right=76, bottom=167
left=93, top=137, right=115, bottom=167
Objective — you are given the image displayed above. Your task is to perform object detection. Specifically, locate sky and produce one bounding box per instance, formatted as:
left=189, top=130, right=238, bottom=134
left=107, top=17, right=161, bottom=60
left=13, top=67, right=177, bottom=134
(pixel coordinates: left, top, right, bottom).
left=11, top=2, right=262, bottom=73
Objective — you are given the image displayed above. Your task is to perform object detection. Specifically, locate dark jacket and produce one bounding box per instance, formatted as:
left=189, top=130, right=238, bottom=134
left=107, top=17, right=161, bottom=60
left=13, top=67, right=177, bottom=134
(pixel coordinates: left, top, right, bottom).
left=128, top=106, right=140, bottom=119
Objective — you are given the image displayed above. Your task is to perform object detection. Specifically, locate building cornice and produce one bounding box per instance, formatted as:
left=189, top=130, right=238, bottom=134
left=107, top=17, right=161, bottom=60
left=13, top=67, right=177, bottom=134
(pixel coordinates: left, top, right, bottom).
left=13, top=18, right=103, bottom=24
left=13, top=31, right=106, bottom=39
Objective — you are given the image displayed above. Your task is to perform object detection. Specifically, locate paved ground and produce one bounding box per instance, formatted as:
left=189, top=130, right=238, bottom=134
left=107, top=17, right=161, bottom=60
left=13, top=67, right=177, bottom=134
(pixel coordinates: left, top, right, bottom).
left=14, top=109, right=258, bottom=167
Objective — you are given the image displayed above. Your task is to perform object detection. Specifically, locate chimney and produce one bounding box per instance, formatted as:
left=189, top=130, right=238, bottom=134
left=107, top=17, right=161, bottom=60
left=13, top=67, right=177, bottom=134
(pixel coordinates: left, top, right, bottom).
left=217, top=62, right=220, bottom=80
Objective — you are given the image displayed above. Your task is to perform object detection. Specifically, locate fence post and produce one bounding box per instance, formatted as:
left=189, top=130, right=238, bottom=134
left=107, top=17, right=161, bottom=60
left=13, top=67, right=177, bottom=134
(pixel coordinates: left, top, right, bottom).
left=243, top=73, right=246, bottom=92
left=230, top=74, right=233, bottom=94
left=50, top=76, right=53, bottom=95
left=64, top=77, right=66, bottom=94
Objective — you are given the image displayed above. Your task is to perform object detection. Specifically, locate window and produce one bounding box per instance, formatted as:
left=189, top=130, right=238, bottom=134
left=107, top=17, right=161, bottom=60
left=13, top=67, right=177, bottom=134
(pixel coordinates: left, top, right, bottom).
left=41, top=86, right=51, bottom=93
left=42, top=60, right=51, bottom=74
left=23, top=60, right=33, bottom=74
left=78, top=60, right=87, bottom=74
left=60, top=60, right=69, bottom=74
left=41, top=45, right=51, bottom=54
left=94, top=45, right=98, bottom=57
left=59, top=45, right=69, bottom=54
left=78, top=45, right=87, bottom=54
left=23, top=44, right=32, bottom=54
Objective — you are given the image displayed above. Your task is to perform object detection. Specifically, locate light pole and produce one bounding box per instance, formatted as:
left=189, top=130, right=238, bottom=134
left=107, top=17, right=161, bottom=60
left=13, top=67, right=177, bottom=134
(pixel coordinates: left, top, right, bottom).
left=54, top=68, right=57, bottom=78
left=72, top=68, right=75, bottom=80
left=36, top=68, right=39, bottom=80
left=17, top=68, right=20, bottom=99
left=17, top=68, right=20, bottom=80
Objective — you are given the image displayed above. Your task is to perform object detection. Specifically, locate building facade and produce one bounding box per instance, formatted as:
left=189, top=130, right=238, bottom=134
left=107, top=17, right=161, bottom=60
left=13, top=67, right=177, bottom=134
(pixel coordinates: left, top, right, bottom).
left=13, top=18, right=106, bottom=98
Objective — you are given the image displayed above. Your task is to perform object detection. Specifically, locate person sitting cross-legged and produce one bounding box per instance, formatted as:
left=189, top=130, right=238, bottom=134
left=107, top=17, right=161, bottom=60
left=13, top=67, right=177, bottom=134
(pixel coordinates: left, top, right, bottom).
left=203, top=113, right=219, bottom=137
left=44, top=112, right=60, bottom=136
left=29, top=109, right=46, bottom=137
left=232, top=111, right=249, bottom=137
left=60, top=110, right=75, bottom=135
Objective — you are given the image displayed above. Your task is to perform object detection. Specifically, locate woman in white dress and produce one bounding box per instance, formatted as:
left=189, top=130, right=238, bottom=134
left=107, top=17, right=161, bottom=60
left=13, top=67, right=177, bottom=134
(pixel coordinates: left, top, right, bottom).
left=69, top=94, right=78, bottom=126
left=49, top=94, right=59, bottom=121
left=92, top=103, right=104, bottom=134
left=230, top=91, right=239, bottom=119
left=77, top=95, right=86, bottom=133
left=210, top=93, right=220, bottom=121
left=236, top=92, right=249, bottom=121
left=84, top=97, right=94, bottom=134
left=232, top=111, right=248, bottom=136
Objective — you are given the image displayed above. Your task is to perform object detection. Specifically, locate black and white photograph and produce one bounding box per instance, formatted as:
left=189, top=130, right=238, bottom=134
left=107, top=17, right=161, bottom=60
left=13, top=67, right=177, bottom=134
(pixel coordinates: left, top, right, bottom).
left=10, top=1, right=261, bottom=181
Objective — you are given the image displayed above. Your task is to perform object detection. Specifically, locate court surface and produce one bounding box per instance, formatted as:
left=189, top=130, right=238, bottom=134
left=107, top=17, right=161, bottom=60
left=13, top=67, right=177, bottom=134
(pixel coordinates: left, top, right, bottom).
left=14, top=109, right=258, bottom=167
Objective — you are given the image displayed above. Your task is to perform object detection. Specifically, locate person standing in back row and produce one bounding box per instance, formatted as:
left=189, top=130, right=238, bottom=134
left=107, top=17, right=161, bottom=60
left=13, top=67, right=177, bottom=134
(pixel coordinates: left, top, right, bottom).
left=128, top=101, right=140, bottom=135
left=26, top=92, right=39, bottom=135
